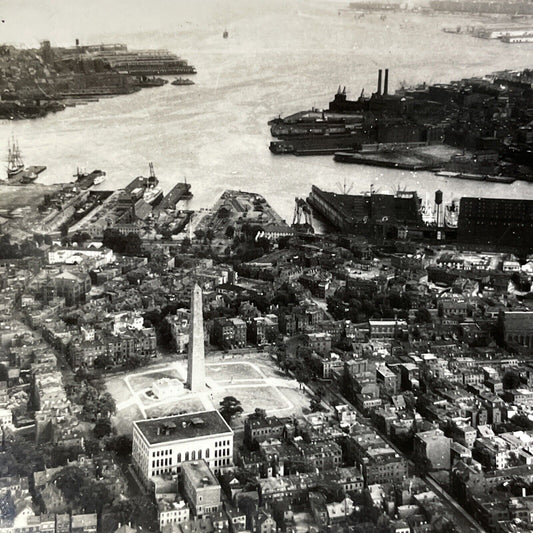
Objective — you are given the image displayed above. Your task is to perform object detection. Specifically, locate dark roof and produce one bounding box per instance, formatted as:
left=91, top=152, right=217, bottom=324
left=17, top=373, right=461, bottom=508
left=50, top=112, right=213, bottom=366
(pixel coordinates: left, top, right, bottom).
left=135, top=410, right=232, bottom=445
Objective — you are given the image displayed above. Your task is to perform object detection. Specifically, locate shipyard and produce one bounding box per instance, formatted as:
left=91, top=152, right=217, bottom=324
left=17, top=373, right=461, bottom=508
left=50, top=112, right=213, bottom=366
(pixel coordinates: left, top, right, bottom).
left=3, top=2, right=533, bottom=533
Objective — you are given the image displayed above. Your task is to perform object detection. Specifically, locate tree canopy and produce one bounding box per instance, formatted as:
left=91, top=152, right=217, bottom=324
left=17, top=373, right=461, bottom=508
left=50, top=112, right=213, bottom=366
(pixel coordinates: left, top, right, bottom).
left=219, top=396, right=243, bottom=424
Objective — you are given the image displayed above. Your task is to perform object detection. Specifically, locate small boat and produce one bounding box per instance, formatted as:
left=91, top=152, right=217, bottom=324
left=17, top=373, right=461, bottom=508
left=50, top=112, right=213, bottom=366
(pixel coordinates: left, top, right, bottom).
left=171, top=78, right=195, bottom=86
left=93, top=175, right=106, bottom=185
left=223, top=29, right=229, bottom=39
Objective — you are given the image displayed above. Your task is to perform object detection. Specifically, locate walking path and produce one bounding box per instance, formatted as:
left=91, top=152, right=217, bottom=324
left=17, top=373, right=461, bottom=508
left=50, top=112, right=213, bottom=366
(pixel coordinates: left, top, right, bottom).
left=115, top=360, right=302, bottom=420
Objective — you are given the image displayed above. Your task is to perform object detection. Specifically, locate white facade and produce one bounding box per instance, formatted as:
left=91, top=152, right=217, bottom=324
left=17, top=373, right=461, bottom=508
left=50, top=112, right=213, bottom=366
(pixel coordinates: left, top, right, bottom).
left=132, top=410, right=233, bottom=483
left=152, top=378, right=184, bottom=399
left=0, top=407, right=12, bottom=428
left=158, top=499, right=190, bottom=528
left=113, top=311, right=145, bottom=335
left=47, top=247, right=114, bottom=267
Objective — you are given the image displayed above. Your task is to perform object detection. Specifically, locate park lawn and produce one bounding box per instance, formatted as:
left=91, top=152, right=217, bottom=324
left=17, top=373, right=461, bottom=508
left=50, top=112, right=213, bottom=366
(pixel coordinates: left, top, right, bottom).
left=277, top=386, right=313, bottom=416
left=144, top=397, right=205, bottom=419
left=211, top=385, right=291, bottom=416
left=112, top=404, right=143, bottom=435
left=105, top=377, right=132, bottom=405
left=128, top=369, right=182, bottom=391
left=206, top=362, right=264, bottom=382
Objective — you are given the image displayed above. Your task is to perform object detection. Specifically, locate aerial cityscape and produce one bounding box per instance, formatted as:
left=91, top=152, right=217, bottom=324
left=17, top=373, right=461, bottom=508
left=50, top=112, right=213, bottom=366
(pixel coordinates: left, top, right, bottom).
left=3, top=1, right=533, bottom=533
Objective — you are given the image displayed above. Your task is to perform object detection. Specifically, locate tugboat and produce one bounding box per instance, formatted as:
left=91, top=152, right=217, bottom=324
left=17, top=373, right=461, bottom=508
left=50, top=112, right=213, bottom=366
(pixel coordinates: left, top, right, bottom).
left=6, top=137, right=24, bottom=179
left=171, top=78, right=195, bottom=86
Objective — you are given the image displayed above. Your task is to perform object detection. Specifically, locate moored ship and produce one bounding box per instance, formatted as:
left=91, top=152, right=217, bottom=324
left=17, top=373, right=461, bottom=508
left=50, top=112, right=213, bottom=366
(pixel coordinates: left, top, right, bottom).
left=171, top=78, right=195, bottom=86
left=143, top=185, right=164, bottom=205
left=128, top=162, right=164, bottom=206
left=269, top=70, right=427, bottom=155
left=6, top=137, right=24, bottom=178
left=74, top=168, right=106, bottom=189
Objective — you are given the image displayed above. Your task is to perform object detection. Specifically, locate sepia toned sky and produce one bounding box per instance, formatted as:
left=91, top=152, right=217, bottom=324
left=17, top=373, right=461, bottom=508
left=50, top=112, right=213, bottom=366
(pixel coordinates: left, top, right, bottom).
left=0, top=0, right=349, bottom=48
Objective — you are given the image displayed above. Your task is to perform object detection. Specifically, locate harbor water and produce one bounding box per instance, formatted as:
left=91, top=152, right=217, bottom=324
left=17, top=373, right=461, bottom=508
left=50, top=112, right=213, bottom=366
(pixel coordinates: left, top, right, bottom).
left=2, top=0, right=533, bottom=222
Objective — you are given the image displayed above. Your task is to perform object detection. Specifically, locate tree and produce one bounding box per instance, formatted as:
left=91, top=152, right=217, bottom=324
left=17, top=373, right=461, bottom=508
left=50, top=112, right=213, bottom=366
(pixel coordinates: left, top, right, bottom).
left=225, top=225, right=235, bottom=239
left=102, top=229, right=142, bottom=256
left=96, top=392, right=117, bottom=418
left=53, top=466, right=86, bottom=504
left=106, top=435, right=132, bottom=457
left=181, top=237, right=191, bottom=252
left=93, top=354, right=113, bottom=370
left=310, top=392, right=326, bottom=413
left=81, top=387, right=116, bottom=421
left=2, top=434, right=47, bottom=477
left=415, top=307, right=433, bottom=324
left=219, top=396, right=243, bottom=424
left=503, top=370, right=521, bottom=390
left=341, top=362, right=355, bottom=402
left=94, top=418, right=113, bottom=439
left=124, top=353, right=150, bottom=370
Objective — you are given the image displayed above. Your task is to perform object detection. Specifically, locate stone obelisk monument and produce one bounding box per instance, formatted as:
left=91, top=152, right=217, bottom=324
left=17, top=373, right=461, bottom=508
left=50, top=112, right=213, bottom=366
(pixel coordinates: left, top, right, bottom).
left=187, top=283, right=205, bottom=392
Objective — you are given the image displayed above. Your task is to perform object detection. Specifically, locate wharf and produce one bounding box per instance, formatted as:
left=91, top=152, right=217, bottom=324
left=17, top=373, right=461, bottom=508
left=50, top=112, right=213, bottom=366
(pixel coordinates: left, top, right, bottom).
left=435, top=171, right=515, bottom=184
left=25, top=166, right=46, bottom=176
left=154, top=182, right=192, bottom=214
left=334, top=151, right=434, bottom=170
left=124, top=175, right=147, bottom=194
left=6, top=165, right=47, bottom=185
left=75, top=170, right=106, bottom=190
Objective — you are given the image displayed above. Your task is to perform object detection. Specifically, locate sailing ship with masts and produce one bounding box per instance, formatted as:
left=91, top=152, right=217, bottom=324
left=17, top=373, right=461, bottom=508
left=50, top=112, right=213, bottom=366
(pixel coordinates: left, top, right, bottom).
left=7, top=137, right=24, bottom=178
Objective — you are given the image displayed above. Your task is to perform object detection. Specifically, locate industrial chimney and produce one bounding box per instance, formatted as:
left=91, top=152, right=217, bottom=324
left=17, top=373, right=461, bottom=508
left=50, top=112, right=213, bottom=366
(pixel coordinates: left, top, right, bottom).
left=384, top=69, right=389, bottom=96
left=377, top=69, right=382, bottom=96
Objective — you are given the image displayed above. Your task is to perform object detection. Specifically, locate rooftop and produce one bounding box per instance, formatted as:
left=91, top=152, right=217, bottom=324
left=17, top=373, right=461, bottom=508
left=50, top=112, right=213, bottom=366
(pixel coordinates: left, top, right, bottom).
left=181, top=459, right=219, bottom=489
left=134, top=410, right=232, bottom=445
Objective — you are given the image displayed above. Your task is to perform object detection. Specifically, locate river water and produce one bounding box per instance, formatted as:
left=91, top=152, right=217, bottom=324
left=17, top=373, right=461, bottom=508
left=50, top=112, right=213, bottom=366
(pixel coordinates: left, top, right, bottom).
left=2, top=0, right=533, bottom=222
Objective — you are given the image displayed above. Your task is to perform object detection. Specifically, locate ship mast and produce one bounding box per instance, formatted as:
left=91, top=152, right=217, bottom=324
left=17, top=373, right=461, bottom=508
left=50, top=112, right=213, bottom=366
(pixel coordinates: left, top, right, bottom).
left=15, top=138, right=22, bottom=166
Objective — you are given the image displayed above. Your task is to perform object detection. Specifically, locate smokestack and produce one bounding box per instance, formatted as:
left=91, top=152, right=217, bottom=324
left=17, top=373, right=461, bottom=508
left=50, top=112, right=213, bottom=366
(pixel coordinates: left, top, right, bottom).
left=377, top=69, right=382, bottom=96
left=384, top=69, right=389, bottom=96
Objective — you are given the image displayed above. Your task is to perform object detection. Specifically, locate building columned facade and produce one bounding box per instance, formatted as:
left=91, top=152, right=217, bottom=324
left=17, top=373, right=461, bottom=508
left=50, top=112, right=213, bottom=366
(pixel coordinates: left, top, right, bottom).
left=132, top=410, right=233, bottom=484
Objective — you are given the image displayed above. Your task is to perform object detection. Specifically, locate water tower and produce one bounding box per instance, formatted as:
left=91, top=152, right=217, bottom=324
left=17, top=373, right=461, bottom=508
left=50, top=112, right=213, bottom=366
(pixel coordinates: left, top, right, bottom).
left=435, top=189, right=443, bottom=228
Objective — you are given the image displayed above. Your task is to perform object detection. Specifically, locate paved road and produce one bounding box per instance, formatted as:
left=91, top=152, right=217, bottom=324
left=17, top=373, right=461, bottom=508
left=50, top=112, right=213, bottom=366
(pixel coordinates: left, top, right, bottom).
left=424, top=474, right=486, bottom=533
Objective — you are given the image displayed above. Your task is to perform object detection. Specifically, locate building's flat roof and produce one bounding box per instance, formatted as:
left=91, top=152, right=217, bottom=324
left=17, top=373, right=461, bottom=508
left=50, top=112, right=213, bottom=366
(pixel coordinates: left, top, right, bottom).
left=135, top=410, right=232, bottom=445
left=181, top=459, right=219, bottom=488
